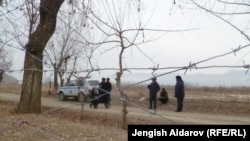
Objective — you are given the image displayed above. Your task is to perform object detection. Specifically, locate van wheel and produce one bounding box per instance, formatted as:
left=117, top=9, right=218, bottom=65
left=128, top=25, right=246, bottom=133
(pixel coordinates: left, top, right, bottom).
left=59, top=92, right=65, bottom=101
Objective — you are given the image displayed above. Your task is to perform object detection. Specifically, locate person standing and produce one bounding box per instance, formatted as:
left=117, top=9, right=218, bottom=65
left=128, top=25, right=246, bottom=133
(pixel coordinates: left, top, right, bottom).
left=147, top=77, right=160, bottom=109
left=174, top=75, right=185, bottom=112
left=99, top=77, right=109, bottom=108
left=106, top=77, right=112, bottom=106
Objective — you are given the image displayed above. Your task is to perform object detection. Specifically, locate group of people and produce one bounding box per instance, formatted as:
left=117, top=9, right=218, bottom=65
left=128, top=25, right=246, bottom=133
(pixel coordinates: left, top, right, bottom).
left=147, top=75, right=185, bottom=112
left=90, top=75, right=185, bottom=112
left=99, top=77, right=112, bottom=108
left=90, top=77, right=112, bottom=109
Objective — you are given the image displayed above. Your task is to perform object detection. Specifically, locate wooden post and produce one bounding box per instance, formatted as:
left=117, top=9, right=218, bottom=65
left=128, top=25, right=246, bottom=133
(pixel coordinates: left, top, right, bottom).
left=80, top=103, right=84, bottom=120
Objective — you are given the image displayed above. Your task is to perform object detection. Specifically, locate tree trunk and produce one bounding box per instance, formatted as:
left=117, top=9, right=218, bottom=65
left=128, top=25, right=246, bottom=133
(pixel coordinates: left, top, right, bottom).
left=18, top=0, right=64, bottom=113
left=54, top=63, right=59, bottom=90
left=116, top=41, right=128, bottom=129
left=0, top=71, right=4, bottom=83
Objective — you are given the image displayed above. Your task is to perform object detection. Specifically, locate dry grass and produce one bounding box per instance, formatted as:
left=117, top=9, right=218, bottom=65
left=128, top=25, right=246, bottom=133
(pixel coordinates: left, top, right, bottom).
left=0, top=83, right=58, bottom=96
left=1, top=83, right=250, bottom=141
left=0, top=83, right=21, bottom=94
left=114, top=86, right=250, bottom=116
left=0, top=101, right=128, bottom=141
left=0, top=100, right=169, bottom=141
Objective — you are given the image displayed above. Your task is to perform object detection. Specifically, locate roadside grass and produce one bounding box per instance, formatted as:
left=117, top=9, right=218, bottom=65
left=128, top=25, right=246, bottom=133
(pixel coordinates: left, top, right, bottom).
left=1, top=83, right=250, bottom=140
left=1, top=83, right=250, bottom=115
left=0, top=100, right=128, bottom=141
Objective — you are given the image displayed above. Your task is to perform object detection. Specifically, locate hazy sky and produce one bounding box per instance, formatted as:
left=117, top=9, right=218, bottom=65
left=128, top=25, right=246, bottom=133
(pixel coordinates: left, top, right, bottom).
left=4, top=0, right=250, bottom=86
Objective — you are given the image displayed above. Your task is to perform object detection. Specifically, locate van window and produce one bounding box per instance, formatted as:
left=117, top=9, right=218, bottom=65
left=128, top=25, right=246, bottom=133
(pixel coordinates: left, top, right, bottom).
left=78, top=79, right=84, bottom=86
left=67, top=80, right=76, bottom=86
left=87, top=80, right=99, bottom=86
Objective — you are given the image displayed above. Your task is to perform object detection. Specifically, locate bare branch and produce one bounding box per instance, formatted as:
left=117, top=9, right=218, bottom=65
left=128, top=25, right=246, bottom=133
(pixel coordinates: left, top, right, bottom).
left=217, top=0, right=250, bottom=7
left=190, top=0, right=250, bottom=42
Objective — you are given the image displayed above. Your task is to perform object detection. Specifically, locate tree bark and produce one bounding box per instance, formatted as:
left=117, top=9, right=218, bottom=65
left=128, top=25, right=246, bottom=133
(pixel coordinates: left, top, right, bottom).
left=0, top=71, right=4, bottom=83
left=116, top=32, right=128, bottom=129
left=18, top=0, right=64, bottom=113
left=54, top=63, right=59, bottom=90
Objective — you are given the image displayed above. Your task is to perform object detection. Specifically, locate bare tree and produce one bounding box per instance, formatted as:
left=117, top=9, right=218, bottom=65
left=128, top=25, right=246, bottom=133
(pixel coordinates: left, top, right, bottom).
left=0, top=0, right=68, bottom=113
left=82, top=0, right=190, bottom=129
left=0, top=0, right=99, bottom=113
left=0, top=48, right=12, bottom=82
left=79, top=0, right=146, bottom=129
left=1, top=0, right=38, bottom=83
left=12, top=0, right=64, bottom=113
left=44, top=6, right=87, bottom=90
left=0, top=0, right=13, bottom=81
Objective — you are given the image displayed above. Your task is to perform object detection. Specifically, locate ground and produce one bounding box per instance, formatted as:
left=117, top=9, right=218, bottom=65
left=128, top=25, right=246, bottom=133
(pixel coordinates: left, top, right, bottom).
left=0, top=86, right=250, bottom=141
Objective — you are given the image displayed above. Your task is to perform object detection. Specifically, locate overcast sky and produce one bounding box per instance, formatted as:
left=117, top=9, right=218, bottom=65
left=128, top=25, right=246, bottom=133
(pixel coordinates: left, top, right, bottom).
left=4, top=0, right=250, bottom=86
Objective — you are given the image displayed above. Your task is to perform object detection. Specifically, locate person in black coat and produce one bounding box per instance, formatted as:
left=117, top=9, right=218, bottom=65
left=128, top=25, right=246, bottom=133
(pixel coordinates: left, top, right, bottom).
left=99, top=77, right=109, bottom=108
left=147, top=77, right=160, bottom=109
left=174, top=75, right=185, bottom=112
left=106, top=77, right=112, bottom=106
left=89, top=87, right=99, bottom=109
left=159, top=88, right=168, bottom=104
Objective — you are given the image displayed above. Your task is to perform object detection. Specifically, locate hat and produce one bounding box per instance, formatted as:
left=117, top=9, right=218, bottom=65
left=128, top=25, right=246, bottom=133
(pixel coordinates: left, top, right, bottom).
left=151, top=77, right=157, bottom=80
left=176, top=75, right=181, bottom=80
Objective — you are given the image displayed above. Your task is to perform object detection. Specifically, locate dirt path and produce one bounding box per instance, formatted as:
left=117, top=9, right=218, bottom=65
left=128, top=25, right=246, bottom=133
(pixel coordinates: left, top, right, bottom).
left=1, top=92, right=250, bottom=124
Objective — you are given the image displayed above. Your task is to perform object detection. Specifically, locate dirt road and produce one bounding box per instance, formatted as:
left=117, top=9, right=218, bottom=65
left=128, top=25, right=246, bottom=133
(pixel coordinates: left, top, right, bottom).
left=1, top=92, right=250, bottom=124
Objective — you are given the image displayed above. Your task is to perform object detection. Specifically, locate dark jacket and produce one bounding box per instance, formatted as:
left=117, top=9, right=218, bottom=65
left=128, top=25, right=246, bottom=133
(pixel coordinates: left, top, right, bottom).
left=175, top=79, right=185, bottom=98
left=148, top=81, right=160, bottom=96
left=160, top=90, right=168, bottom=100
left=106, top=82, right=112, bottom=92
left=99, top=82, right=107, bottom=95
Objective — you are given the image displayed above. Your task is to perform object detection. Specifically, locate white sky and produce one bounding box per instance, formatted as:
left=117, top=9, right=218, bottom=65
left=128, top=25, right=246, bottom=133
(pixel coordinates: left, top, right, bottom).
left=92, top=0, right=250, bottom=74
left=4, top=0, right=250, bottom=86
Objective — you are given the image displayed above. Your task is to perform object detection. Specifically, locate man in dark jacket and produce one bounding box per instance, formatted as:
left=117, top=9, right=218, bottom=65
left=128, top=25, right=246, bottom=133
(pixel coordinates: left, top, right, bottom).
left=99, top=77, right=109, bottom=108
left=174, top=75, right=185, bottom=112
left=106, top=77, right=112, bottom=106
left=147, top=77, right=160, bottom=109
